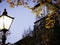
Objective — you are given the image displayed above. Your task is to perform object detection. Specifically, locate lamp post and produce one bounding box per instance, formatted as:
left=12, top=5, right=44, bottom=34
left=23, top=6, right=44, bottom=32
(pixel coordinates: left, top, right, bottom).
left=0, top=9, right=14, bottom=45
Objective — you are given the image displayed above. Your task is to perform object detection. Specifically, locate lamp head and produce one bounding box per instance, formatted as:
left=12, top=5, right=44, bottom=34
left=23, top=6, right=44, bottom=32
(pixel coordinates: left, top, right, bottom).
left=0, top=9, right=14, bottom=31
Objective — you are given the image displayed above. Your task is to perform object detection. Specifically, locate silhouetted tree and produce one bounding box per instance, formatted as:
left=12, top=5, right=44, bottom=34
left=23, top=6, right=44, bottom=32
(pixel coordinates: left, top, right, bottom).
left=22, top=27, right=33, bottom=38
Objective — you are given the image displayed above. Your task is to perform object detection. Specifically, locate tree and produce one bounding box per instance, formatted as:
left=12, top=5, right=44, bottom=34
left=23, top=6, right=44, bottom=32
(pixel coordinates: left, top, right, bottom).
left=0, top=0, right=60, bottom=9
left=22, top=27, right=33, bottom=38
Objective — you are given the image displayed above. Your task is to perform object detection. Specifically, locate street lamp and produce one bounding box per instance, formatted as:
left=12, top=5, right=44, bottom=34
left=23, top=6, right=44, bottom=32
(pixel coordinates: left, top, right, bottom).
left=0, top=9, right=14, bottom=45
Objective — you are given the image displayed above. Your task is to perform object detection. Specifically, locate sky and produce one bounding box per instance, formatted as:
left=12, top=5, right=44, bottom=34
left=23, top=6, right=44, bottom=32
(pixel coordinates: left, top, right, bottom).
left=0, top=0, right=36, bottom=43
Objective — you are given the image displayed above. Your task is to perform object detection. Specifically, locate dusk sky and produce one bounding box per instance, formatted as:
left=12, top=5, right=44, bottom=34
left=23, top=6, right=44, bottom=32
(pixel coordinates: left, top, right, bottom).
left=0, top=0, right=36, bottom=43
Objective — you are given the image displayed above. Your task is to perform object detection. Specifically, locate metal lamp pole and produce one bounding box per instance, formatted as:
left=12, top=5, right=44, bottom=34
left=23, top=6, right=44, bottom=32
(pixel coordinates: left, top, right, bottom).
left=0, top=9, right=14, bottom=45
left=2, top=29, right=7, bottom=45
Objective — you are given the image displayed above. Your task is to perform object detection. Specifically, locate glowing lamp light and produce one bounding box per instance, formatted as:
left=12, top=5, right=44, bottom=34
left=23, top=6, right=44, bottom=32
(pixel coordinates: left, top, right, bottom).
left=0, top=9, right=14, bottom=31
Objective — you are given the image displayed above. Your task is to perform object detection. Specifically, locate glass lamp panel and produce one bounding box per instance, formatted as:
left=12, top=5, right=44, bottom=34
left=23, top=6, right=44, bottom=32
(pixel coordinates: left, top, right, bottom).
left=3, top=15, right=13, bottom=30
left=0, top=16, right=3, bottom=30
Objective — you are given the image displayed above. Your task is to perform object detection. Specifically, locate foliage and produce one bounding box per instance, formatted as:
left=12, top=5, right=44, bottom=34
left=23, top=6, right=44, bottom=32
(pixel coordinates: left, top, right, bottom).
left=45, top=15, right=55, bottom=29
left=0, top=0, right=60, bottom=8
